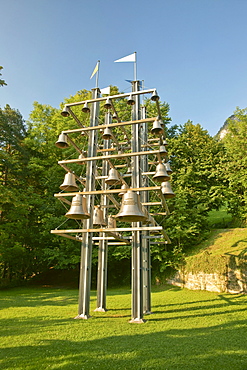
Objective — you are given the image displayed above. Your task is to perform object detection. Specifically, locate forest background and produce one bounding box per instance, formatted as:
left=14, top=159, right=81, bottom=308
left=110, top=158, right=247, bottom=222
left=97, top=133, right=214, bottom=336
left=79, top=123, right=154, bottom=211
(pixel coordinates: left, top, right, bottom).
left=0, top=74, right=247, bottom=288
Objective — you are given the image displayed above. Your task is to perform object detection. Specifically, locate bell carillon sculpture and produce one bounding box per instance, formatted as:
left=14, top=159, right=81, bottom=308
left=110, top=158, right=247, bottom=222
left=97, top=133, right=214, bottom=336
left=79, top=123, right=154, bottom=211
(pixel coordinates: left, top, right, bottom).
left=51, top=81, right=175, bottom=323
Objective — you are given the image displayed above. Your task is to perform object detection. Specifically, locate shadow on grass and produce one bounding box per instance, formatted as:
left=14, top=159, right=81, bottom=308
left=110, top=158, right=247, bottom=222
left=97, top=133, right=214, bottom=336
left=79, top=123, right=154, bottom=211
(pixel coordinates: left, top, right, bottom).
left=0, top=320, right=247, bottom=369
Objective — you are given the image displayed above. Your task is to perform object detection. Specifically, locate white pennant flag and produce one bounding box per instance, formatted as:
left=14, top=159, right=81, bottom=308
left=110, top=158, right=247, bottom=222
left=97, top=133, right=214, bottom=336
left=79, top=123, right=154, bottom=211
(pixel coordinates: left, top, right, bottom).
left=100, top=86, right=110, bottom=95
left=114, top=52, right=136, bottom=63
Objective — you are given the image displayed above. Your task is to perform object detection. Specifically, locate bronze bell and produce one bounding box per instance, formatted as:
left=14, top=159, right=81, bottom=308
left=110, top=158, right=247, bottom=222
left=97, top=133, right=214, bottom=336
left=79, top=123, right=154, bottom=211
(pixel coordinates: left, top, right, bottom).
left=102, top=126, right=113, bottom=140
left=161, top=181, right=175, bottom=198
left=127, top=94, right=135, bottom=105
left=77, top=152, right=87, bottom=165
left=93, top=206, right=106, bottom=226
left=165, top=162, right=172, bottom=175
left=105, top=168, right=121, bottom=186
left=55, top=133, right=69, bottom=148
left=119, top=183, right=128, bottom=197
left=151, top=90, right=159, bottom=101
left=108, top=215, right=117, bottom=229
left=61, top=106, right=70, bottom=117
left=159, top=145, right=167, bottom=157
left=82, top=102, right=90, bottom=113
left=60, top=172, right=79, bottom=192
left=151, top=119, right=164, bottom=136
left=153, top=163, right=170, bottom=182
left=65, top=194, right=90, bottom=219
left=104, top=98, right=112, bottom=109
left=115, top=190, right=147, bottom=223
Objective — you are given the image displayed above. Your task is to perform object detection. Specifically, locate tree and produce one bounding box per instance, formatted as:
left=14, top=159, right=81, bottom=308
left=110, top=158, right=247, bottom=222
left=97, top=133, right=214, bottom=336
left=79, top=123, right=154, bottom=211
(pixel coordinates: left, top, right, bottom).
left=0, top=66, right=7, bottom=87
left=222, top=107, right=247, bottom=224
left=151, top=121, right=227, bottom=276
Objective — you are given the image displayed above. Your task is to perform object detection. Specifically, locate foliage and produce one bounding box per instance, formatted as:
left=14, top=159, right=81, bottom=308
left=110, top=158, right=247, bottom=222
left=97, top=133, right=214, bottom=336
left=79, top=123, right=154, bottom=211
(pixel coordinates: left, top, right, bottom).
left=222, top=108, right=247, bottom=224
left=0, top=66, right=7, bottom=87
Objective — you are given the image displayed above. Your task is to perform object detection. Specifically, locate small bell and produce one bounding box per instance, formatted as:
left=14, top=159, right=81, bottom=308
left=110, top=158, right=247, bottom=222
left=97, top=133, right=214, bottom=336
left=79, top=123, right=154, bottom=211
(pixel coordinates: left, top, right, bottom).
left=165, top=162, right=172, bottom=175
left=61, top=106, right=70, bottom=117
left=159, top=145, right=167, bottom=157
left=60, top=172, right=79, bottom=192
left=65, top=194, right=90, bottom=219
left=82, top=102, right=90, bottom=113
left=151, top=90, right=159, bottom=101
left=104, top=97, right=112, bottom=109
left=93, top=206, right=106, bottom=226
left=115, top=190, right=147, bottom=223
left=78, top=152, right=87, bottom=165
left=102, top=126, right=113, bottom=140
left=55, top=133, right=69, bottom=148
left=108, top=215, right=117, bottom=228
left=161, top=181, right=175, bottom=198
left=153, top=163, right=170, bottom=183
left=151, top=119, right=164, bottom=136
left=105, top=168, right=121, bottom=186
left=127, top=94, right=135, bottom=105
left=119, top=183, right=128, bottom=197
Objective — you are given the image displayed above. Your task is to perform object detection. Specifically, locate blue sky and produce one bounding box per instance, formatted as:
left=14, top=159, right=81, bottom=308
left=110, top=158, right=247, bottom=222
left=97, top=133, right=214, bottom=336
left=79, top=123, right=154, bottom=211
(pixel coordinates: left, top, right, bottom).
left=1, top=0, right=247, bottom=136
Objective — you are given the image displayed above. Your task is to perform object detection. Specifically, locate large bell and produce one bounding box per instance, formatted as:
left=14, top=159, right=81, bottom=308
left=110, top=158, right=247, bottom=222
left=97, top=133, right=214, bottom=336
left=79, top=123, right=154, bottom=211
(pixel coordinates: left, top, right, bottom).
left=151, top=119, right=164, bottom=136
left=93, top=206, right=106, bottom=226
left=161, top=181, right=175, bottom=198
left=119, top=183, right=128, bottom=197
left=65, top=194, right=90, bottom=219
left=115, top=190, right=147, bottom=223
left=153, top=163, right=170, bottom=182
left=105, top=168, right=121, bottom=186
left=60, top=172, right=79, bottom=192
left=55, top=133, right=69, bottom=148
left=102, top=126, right=113, bottom=140
left=165, top=162, right=173, bottom=175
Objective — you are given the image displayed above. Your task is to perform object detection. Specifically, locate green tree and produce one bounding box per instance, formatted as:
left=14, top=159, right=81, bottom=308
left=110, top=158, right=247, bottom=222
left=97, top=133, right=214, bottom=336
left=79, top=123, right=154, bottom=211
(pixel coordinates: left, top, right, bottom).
left=0, top=66, right=7, bottom=87
left=222, top=107, right=247, bottom=224
left=151, top=121, right=227, bottom=276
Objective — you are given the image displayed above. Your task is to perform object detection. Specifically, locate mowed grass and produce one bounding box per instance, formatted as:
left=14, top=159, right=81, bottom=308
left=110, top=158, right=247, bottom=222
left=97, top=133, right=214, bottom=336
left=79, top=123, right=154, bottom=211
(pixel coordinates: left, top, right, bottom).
left=1, top=285, right=247, bottom=370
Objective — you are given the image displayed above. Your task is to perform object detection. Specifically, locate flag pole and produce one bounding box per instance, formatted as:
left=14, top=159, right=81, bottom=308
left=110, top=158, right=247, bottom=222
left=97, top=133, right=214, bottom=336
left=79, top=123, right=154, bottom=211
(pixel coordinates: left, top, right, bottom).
left=134, top=52, right=137, bottom=81
left=96, top=60, right=100, bottom=88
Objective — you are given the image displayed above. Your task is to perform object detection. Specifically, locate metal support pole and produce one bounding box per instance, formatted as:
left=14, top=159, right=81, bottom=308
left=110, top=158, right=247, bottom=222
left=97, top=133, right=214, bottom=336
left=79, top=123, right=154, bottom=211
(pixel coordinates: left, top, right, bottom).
left=130, top=80, right=145, bottom=323
left=140, top=106, right=152, bottom=314
left=75, top=88, right=100, bottom=319
left=95, top=113, right=111, bottom=312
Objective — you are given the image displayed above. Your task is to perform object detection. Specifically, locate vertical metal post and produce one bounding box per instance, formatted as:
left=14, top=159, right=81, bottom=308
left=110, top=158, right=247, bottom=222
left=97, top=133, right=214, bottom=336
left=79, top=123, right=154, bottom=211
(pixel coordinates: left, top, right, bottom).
left=130, top=80, right=145, bottom=323
left=140, top=105, right=152, bottom=314
left=75, top=88, right=100, bottom=319
left=95, top=113, right=111, bottom=312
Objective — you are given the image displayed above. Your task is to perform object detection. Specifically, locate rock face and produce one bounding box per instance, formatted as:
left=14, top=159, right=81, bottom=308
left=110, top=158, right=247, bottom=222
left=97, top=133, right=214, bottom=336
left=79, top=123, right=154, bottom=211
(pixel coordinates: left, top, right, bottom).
left=167, top=266, right=247, bottom=294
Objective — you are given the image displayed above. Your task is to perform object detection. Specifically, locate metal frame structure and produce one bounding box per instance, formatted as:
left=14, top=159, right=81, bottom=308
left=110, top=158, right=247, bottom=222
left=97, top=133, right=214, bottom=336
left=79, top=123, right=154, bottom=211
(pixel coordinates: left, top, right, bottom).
left=51, top=82, right=173, bottom=323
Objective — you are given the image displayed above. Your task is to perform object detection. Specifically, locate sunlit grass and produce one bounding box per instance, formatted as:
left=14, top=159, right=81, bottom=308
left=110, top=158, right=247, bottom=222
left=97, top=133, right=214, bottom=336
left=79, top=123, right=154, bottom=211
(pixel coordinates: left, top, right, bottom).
left=1, top=285, right=247, bottom=369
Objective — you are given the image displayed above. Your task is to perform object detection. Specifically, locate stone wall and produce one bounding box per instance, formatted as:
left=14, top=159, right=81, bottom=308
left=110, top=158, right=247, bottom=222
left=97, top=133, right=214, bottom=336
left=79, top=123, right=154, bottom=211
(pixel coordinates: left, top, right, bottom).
left=167, top=267, right=247, bottom=294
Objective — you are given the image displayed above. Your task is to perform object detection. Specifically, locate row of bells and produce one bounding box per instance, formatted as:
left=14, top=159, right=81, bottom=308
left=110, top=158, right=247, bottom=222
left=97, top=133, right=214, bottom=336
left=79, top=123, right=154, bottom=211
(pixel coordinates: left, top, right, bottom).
left=65, top=186, right=175, bottom=224
left=60, top=160, right=173, bottom=194
left=55, top=117, right=166, bottom=150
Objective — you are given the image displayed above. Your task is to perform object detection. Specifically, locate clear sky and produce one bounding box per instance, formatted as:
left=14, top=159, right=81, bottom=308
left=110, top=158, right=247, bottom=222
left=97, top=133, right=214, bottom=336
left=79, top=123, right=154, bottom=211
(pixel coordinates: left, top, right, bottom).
left=1, top=0, right=247, bottom=136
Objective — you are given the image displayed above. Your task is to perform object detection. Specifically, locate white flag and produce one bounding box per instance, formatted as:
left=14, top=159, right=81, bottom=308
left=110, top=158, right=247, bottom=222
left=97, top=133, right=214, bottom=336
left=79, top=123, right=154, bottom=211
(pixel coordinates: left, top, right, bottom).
left=114, top=52, right=136, bottom=63
left=100, top=86, right=110, bottom=95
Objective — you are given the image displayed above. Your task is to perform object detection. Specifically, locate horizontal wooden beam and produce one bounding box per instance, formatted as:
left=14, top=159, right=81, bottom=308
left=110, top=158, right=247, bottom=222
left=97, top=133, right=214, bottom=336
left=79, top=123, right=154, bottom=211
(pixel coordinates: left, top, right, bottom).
left=54, top=186, right=161, bottom=197
left=51, top=226, right=162, bottom=234
left=58, top=149, right=160, bottom=165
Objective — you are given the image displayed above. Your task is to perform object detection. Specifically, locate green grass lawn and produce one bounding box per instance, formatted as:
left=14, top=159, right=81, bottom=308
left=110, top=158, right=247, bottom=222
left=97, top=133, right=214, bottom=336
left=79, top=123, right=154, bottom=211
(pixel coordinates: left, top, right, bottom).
left=1, top=285, right=247, bottom=370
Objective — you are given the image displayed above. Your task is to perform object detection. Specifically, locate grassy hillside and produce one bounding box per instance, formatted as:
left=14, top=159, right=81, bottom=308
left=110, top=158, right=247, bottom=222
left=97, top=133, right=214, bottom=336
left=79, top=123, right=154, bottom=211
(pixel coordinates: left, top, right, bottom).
left=185, top=228, right=247, bottom=274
